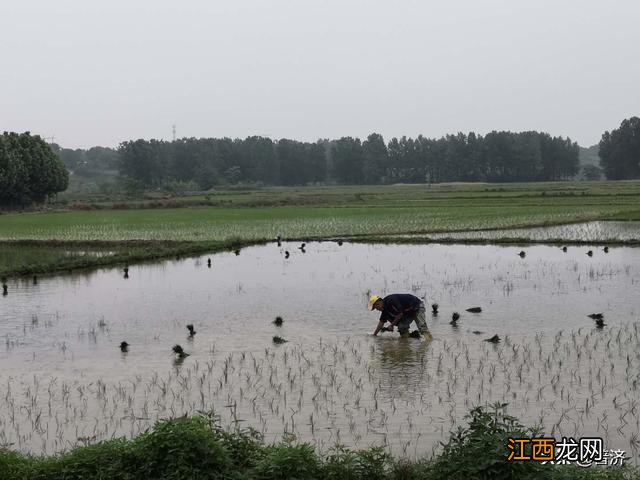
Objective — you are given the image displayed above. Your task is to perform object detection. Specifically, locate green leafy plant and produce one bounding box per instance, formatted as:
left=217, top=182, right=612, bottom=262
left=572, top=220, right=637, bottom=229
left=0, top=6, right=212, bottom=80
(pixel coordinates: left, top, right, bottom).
left=323, top=445, right=392, bottom=480
left=428, top=403, right=548, bottom=480
left=253, top=442, right=319, bottom=480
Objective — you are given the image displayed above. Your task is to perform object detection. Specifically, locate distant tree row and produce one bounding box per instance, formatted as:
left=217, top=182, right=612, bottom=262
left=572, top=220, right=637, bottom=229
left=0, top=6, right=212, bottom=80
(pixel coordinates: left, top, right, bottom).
left=0, top=132, right=69, bottom=206
left=53, top=145, right=120, bottom=177
left=117, top=131, right=580, bottom=189
left=599, top=117, right=640, bottom=180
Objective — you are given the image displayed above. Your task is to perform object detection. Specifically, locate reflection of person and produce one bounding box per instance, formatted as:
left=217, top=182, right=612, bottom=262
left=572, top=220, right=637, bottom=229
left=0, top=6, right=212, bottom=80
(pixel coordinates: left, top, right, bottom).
left=376, top=334, right=430, bottom=365
left=369, top=294, right=433, bottom=341
left=373, top=337, right=430, bottom=402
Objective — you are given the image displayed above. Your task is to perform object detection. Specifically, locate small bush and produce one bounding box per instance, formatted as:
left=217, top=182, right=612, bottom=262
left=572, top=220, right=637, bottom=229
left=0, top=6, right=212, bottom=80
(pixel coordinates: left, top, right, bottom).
left=31, top=438, right=132, bottom=480
left=0, top=449, right=32, bottom=479
left=217, top=426, right=266, bottom=470
left=324, top=446, right=392, bottom=480
left=254, top=442, right=320, bottom=480
left=428, top=403, right=549, bottom=480
left=131, top=416, right=231, bottom=479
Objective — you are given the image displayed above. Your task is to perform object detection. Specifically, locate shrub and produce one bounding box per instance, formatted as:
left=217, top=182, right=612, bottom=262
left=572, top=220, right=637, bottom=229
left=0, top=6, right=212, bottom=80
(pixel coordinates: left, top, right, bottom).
left=0, top=408, right=635, bottom=480
left=131, top=416, right=231, bottom=479
left=217, top=426, right=266, bottom=470
left=253, top=442, right=320, bottom=480
left=0, top=449, right=32, bottom=479
left=428, top=403, right=549, bottom=480
left=323, top=446, right=392, bottom=480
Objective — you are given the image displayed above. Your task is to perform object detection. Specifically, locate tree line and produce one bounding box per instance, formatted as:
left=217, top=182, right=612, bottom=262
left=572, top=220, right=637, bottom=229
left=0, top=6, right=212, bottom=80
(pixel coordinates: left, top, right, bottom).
left=51, top=145, right=120, bottom=178
left=4, top=117, right=636, bottom=207
left=117, top=131, right=581, bottom=189
left=0, top=132, right=69, bottom=206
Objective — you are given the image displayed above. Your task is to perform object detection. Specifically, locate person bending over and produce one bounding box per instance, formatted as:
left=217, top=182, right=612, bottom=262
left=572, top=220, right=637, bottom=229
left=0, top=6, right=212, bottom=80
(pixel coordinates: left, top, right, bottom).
left=369, top=293, right=432, bottom=341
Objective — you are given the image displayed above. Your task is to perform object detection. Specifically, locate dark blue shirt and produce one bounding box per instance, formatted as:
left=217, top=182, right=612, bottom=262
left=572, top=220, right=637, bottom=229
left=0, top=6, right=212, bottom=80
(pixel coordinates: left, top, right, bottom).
left=379, top=294, right=422, bottom=323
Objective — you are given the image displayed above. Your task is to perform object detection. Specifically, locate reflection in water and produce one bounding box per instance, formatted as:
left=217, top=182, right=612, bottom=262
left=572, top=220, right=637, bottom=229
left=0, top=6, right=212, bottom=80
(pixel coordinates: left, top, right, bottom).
left=373, top=338, right=430, bottom=402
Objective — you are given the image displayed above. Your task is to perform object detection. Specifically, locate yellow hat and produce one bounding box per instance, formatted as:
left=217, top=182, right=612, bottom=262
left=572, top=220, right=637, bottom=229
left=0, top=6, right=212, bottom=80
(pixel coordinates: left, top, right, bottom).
left=368, top=295, right=382, bottom=310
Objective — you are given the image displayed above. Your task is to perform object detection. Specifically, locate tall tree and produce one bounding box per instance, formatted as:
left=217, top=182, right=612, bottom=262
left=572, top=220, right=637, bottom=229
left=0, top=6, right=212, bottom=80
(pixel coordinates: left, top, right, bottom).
left=331, top=137, right=364, bottom=184
left=599, top=117, right=640, bottom=180
left=239, top=136, right=277, bottom=184
left=0, top=132, right=69, bottom=206
left=118, top=139, right=169, bottom=187
left=277, top=139, right=307, bottom=185
left=362, top=133, right=387, bottom=184
left=307, top=142, right=327, bottom=184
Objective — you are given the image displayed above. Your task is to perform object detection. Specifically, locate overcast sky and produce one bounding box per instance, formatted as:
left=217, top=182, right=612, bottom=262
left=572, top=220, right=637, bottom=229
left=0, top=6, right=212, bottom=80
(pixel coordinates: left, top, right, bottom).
left=1, top=0, right=639, bottom=149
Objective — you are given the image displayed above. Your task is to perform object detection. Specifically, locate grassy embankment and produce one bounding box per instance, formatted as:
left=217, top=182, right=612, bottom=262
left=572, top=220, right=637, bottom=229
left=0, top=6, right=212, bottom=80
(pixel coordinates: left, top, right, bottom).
left=0, top=405, right=634, bottom=480
left=1, top=181, right=639, bottom=277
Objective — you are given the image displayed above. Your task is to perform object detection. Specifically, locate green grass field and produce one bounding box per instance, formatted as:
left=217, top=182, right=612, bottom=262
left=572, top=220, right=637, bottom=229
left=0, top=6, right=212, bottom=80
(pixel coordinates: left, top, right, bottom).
left=1, top=181, right=639, bottom=276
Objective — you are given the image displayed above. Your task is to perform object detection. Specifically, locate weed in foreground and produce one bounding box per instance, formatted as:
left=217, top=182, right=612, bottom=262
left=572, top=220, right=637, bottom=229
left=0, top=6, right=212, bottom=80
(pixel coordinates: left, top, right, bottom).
left=0, top=407, right=633, bottom=480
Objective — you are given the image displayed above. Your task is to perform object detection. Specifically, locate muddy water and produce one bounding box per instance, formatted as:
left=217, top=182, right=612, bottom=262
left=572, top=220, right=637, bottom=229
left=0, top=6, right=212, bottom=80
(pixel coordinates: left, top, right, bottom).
left=1, top=242, right=639, bottom=462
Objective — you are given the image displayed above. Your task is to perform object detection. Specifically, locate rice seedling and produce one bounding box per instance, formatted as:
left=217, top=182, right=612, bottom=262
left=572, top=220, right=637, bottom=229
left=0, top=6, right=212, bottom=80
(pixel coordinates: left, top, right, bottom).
left=173, top=345, right=189, bottom=358
left=5, top=323, right=635, bottom=457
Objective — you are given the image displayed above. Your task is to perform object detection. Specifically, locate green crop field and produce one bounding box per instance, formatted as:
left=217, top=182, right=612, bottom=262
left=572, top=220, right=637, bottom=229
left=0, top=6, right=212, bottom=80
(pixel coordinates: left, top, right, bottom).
left=57, top=179, right=640, bottom=209
left=0, top=203, right=637, bottom=242
left=1, top=181, right=639, bottom=276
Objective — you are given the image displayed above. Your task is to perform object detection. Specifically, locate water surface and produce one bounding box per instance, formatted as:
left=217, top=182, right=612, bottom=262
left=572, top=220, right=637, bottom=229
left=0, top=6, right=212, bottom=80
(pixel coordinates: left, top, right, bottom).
left=1, top=242, right=638, bottom=462
left=396, top=221, right=640, bottom=242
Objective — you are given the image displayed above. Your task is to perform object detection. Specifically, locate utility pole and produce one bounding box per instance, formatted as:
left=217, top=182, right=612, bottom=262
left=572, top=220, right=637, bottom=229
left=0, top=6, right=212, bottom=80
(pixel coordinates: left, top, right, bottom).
left=172, top=125, right=176, bottom=142
left=44, top=135, right=55, bottom=144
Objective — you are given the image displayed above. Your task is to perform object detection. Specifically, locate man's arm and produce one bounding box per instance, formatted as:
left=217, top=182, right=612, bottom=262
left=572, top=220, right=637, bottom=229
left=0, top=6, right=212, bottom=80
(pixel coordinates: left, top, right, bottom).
left=372, top=320, right=386, bottom=336
left=387, top=312, right=404, bottom=330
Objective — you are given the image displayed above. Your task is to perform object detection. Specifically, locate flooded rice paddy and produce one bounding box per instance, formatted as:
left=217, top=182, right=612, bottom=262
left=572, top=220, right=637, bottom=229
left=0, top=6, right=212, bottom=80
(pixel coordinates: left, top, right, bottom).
left=398, top=221, right=640, bottom=242
left=1, top=241, right=639, bottom=462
